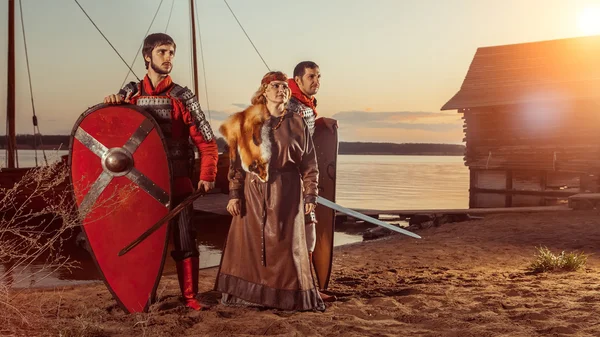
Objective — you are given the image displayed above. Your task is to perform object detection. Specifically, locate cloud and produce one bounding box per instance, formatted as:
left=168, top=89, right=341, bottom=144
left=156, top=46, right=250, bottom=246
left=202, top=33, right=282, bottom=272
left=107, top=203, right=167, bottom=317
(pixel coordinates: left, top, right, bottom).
left=331, top=110, right=462, bottom=132
left=231, top=103, right=250, bottom=109
left=202, top=104, right=251, bottom=123
left=338, top=127, right=464, bottom=144
left=203, top=110, right=231, bottom=121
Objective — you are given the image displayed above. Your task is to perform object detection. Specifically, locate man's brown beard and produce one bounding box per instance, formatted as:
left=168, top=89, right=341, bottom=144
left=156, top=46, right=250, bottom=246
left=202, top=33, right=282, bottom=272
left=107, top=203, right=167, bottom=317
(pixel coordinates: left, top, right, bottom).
left=151, top=60, right=171, bottom=75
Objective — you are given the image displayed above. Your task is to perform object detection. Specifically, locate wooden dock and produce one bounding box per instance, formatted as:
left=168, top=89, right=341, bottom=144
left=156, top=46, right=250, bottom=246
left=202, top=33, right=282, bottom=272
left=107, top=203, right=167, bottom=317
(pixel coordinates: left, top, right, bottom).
left=193, top=192, right=572, bottom=220
left=349, top=205, right=570, bottom=218
left=193, top=192, right=230, bottom=216
left=568, top=193, right=600, bottom=210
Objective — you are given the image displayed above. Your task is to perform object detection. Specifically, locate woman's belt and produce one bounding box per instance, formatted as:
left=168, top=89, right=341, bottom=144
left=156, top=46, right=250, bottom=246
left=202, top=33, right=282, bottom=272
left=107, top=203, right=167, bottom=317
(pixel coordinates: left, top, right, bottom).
left=270, top=165, right=299, bottom=174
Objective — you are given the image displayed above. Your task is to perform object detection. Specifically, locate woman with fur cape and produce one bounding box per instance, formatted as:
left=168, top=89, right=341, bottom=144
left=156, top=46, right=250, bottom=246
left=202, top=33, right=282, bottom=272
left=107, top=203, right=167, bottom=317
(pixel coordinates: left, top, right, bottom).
left=215, top=71, right=325, bottom=311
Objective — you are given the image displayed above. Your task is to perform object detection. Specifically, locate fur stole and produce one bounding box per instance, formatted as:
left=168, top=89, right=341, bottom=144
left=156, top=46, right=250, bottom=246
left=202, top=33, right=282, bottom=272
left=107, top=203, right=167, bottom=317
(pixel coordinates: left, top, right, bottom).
left=219, top=104, right=272, bottom=182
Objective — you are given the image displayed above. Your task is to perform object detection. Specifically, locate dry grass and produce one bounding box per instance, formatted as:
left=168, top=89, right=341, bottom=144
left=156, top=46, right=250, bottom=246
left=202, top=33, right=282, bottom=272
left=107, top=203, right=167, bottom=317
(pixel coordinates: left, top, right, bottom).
left=0, top=160, right=78, bottom=335
left=0, top=156, right=137, bottom=336
left=528, top=245, right=589, bottom=273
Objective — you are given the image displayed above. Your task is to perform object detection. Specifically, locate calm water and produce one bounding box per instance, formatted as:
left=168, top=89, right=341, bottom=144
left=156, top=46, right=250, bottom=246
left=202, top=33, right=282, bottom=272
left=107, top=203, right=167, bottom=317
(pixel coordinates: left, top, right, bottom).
left=337, top=155, right=468, bottom=210
left=1, top=150, right=468, bottom=288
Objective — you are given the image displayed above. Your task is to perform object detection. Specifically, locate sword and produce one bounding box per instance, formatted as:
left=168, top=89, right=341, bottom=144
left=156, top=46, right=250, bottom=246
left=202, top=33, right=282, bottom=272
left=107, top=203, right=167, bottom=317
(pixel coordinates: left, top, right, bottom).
left=118, top=188, right=206, bottom=256
left=316, top=196, right=421, bottom=239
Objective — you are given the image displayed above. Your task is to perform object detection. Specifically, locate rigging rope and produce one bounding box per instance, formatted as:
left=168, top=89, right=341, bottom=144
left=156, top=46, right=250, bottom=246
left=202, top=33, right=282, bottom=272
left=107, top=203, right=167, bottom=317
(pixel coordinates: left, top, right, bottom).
left=19, top=0, right=47, bottom=166
left=223, top=0, right=270, bottom=71
left=119, top=0, right=165, bottom=89
left=188, top=10, right=194, bottom=93
left=73, top=0, right=141, bottom=82
left=194, top=0, right=212, bottom=124
left=165, top=0, right=175, bottom=32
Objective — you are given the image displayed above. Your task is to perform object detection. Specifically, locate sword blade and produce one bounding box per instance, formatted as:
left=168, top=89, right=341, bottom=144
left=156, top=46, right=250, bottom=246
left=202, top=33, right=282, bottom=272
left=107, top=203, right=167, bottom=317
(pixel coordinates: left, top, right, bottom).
left=117, top=189, right=206, bottom=256
left=316, top=196, right=421, bottom=239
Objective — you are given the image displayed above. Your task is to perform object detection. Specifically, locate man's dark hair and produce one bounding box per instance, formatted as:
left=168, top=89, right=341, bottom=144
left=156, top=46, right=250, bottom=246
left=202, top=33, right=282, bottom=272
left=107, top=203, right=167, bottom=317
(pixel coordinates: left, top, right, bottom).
left=142, top=33, right=176, bottom=69
left=293, top=61, right=319, bottom=78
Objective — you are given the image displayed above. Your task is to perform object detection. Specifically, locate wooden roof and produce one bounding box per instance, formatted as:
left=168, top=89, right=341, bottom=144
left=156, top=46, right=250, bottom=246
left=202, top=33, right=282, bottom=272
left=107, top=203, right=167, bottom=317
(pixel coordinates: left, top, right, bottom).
left=441, top=35, right=600, bottom=110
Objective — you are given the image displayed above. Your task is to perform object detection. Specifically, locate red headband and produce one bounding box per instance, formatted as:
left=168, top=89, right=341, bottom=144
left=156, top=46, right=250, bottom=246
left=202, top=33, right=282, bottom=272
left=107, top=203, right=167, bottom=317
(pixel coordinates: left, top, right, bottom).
left=261, top=72, right=288, bottom=85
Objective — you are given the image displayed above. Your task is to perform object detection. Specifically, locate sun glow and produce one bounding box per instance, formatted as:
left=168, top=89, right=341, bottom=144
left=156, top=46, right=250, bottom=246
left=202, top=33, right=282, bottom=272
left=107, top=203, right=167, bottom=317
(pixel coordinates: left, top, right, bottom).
left=578, top=6, right=600, bottom=35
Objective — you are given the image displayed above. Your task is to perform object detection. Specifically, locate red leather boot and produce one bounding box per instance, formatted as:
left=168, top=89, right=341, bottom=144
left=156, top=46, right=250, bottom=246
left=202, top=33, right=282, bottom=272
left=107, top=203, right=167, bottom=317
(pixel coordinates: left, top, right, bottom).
left=176, top=257, right=205, bottom=310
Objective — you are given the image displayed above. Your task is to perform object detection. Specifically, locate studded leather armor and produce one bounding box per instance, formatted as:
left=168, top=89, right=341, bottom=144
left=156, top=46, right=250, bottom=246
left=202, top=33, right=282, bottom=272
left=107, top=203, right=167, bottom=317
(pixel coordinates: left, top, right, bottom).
left=287, top=97, right=316, bottom=137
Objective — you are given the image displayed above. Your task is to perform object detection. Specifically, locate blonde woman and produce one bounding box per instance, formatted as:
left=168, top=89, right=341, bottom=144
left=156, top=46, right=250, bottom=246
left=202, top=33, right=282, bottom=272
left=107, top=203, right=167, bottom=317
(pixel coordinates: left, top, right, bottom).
left=216, top=71, right=324, bottom=311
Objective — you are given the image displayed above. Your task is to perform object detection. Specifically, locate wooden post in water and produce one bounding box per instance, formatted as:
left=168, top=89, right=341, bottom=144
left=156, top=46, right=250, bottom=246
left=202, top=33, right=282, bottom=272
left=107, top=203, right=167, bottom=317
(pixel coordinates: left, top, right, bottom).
left=6, top=0, right=16, bottom=168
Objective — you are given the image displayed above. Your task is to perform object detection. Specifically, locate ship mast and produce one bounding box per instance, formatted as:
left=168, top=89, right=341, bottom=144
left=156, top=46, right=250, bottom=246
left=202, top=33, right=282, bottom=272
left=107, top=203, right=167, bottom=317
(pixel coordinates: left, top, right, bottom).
left=189, top=0, right=199, bottom=96
left=6, top=0, right=16, bottom=168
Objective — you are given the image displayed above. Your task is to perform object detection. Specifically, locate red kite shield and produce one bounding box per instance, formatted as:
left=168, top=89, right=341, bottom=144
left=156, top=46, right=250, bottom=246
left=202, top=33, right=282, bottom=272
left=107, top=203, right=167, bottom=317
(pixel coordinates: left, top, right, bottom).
left=69, top=104, right=172, bottom=313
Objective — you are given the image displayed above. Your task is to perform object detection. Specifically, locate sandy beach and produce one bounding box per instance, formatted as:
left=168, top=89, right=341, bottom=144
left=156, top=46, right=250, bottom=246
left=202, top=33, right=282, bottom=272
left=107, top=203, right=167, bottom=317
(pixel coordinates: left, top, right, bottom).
left=3, top=209, right=600, bottom=337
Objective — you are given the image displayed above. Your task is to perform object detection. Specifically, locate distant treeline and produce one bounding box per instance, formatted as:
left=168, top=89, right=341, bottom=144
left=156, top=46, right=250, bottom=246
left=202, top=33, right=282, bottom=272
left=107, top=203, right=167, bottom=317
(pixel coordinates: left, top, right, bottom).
left=0, top=134, right=230, bottom=151
left=1, top=135, right=465, bottom=155
left=339, top=142, right=465, bottom=155
left=0, top=135, right=71, bottom=149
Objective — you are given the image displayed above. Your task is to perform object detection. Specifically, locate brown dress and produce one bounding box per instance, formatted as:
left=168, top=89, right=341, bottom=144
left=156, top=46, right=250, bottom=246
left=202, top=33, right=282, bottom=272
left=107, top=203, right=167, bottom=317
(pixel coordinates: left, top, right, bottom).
left=215, top=110, right=325, bottom=311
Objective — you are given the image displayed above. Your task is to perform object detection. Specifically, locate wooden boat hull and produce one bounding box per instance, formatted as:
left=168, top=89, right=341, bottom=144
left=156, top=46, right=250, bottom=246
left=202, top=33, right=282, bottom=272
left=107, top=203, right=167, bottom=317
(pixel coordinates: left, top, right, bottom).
left=0, top=157, right=71, bottom=212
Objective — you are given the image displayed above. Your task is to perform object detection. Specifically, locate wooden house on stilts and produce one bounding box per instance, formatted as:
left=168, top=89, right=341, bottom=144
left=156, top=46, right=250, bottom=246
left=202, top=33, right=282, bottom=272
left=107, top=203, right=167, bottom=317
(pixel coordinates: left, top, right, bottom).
left=442, top=35, right=600, bottom=208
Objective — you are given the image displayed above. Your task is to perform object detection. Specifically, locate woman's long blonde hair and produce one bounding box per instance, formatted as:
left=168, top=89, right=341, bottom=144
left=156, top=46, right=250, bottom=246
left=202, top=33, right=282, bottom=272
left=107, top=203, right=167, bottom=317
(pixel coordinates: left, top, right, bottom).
left=251, top=71, right=290, bottom=105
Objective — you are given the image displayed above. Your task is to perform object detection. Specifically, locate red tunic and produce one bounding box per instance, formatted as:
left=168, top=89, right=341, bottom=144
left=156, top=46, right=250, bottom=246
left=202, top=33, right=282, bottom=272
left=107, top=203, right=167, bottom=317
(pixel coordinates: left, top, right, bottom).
left=126, top=75, right=218, bottom=196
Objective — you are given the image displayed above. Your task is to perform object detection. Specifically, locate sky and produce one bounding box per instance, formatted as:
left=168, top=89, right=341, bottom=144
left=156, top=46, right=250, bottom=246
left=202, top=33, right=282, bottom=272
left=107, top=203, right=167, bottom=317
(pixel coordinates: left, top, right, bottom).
left=1, top=0, right=600, bottom=144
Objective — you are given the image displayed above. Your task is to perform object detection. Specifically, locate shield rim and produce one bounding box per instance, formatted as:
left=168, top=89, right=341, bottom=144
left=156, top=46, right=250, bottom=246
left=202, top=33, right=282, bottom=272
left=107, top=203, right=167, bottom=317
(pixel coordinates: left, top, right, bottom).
left=68, top=103, right=173, bottom=313
left=312, top=121, right=339, bottom=290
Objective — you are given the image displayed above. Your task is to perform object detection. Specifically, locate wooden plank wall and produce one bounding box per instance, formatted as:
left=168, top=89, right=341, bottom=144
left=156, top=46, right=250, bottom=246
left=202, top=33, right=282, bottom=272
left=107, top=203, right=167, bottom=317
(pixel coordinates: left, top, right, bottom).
left=463, top=101, right=600, bottom=207
left=469, top=168, right=593, bottom=207
left=461, top=102, right=600, bottom=173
